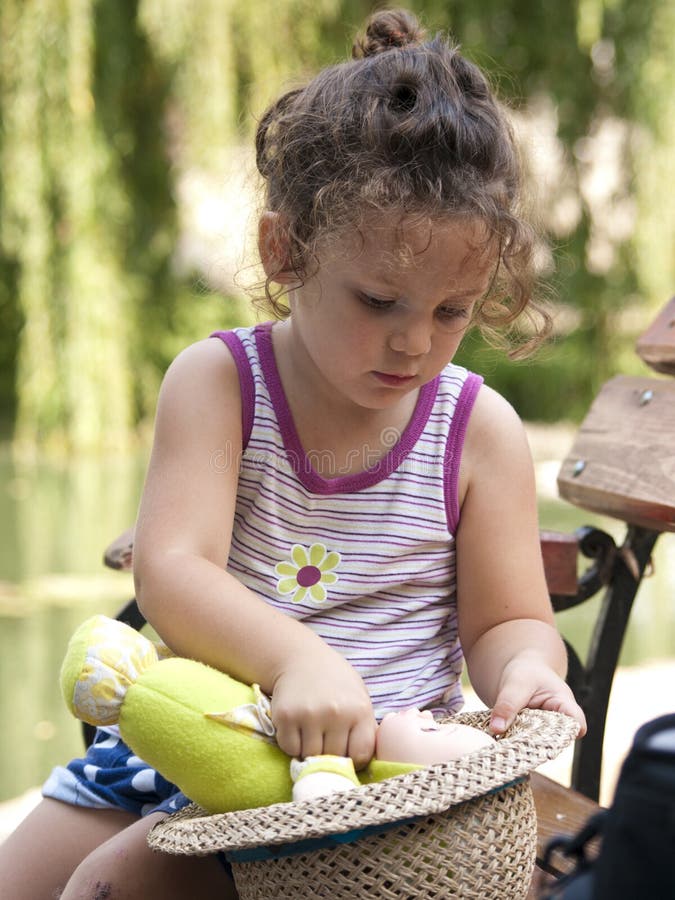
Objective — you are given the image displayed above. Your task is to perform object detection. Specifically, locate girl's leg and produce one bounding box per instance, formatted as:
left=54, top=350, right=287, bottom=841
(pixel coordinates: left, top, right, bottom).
left=60, top=810, right=237, bottom=900
left=0, top=797, right=138, bottom=900
left=0, top=800, right=237, bottom=900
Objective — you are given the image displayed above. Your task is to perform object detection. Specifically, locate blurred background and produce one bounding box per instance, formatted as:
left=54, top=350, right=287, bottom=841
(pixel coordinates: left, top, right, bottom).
left=1, top=0, right=674, bottom=819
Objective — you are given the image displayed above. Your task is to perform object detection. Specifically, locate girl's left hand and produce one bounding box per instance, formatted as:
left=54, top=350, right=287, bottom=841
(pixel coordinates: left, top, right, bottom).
left=489, top=658, right=587, bottom=737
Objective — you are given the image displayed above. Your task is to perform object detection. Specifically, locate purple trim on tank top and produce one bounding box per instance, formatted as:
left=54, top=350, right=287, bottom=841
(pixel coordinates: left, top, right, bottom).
left=443, top=372, right=483, bottom=533
left=254, top=321, right=440, bottom=496
left=210, top=330, right=255, bottom=450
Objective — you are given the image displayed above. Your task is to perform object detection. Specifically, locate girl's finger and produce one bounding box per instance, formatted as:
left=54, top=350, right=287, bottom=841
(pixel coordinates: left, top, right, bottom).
left=490, top=682, right=535, bottom=734
left=321, top=725, right=350, bottom=760
left=346, top=718, right=377, bottom=771
left=541, top=695, right=588, bottom=737
left=274, top=721, right=302, bottom=759
left=298, top=724, right=325, bottom=760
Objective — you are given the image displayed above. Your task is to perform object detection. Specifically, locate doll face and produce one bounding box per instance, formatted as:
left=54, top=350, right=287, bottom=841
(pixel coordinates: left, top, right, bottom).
left=375, top=709, right=495, bottom=765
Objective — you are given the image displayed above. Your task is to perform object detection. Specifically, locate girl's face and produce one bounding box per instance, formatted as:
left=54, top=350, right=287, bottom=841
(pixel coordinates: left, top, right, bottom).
left=283, top=214, right=496, bottom=412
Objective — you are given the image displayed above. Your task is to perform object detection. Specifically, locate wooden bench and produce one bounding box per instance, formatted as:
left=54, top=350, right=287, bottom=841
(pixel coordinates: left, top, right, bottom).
left=555, top=297, right=675, bottom=803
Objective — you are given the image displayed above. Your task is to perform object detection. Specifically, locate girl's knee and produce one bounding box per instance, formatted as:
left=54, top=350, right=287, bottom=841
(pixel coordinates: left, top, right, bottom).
left=63, top=844, right=131, bottom=899
left=61, top=826, right=236, bottom=900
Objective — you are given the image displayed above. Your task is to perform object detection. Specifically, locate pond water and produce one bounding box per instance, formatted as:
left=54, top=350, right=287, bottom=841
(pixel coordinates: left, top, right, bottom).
left=1, top=441, right=674, bottom=804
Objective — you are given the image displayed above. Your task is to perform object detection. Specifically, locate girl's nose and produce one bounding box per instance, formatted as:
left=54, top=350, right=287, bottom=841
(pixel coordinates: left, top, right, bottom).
left=388, top=320, right=432, bottom=356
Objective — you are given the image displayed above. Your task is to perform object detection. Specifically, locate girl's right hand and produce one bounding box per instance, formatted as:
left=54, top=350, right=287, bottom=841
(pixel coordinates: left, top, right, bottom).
left=270, top=650, right=377, bottom=770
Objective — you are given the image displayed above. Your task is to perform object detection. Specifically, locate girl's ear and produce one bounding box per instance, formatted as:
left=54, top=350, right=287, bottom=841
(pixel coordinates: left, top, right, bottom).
left=258, top=211, right=297, bottom=285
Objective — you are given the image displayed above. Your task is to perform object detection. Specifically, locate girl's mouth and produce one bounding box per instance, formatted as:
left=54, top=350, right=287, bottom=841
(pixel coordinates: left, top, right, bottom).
left=373, top=371, right=416, bottom=387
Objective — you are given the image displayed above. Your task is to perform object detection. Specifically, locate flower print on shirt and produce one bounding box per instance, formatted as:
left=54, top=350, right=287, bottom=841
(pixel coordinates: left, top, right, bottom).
left=274, top=543, right=340, bottom=604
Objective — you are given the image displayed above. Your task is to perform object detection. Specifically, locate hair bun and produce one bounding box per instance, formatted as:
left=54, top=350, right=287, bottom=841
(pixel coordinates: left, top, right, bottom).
left=352, top=8, right=426, bottom=59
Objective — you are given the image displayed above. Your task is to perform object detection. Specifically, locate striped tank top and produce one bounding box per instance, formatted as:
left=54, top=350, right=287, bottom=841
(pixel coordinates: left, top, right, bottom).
left=213, top=322, right=483, bottom=720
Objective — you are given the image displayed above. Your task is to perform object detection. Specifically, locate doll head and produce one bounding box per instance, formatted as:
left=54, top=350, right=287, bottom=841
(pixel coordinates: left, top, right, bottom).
left=376, top=708, right=495, bottom=765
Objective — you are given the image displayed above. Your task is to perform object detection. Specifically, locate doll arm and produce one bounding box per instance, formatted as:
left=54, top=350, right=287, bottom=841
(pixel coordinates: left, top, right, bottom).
left=290, top=756, right=360, bottom=801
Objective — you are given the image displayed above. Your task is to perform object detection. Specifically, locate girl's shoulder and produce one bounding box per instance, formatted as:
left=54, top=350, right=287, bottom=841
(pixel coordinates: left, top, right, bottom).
left=462, top=383, right=533, bottom=478
left=455, top=382, right=535, bottom=515
left=467, top=383, right=528, bottom=445
left=162, top=335, right=240, bottom=391
left=154, top=337, right=244, bottom=437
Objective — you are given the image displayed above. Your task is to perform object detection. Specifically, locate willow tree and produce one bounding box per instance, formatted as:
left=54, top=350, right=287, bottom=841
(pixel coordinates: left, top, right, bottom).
left=1, top=0, right=673, bottom=447
left=137, top=0, right=346, bottom=305
left=0, top=0, right=176, bottom=454
left=629, top=0, right=675, bottom=321
left=0, top=0, right=346, bottom=453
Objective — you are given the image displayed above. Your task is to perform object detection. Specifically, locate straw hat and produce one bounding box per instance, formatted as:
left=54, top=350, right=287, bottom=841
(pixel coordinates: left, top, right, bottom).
left=149, top=709, right=578, bottom=899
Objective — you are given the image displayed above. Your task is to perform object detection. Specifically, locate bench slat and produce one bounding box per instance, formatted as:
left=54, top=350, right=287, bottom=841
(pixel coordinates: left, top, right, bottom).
left=540, top=530, right=579, bottom=596
left=531, top=771, right=602, bottom=875
left=636, top=295, right=675, bottom=374
left=558, top=375, right=675, bottom=531
left=103, top=526, right=135, bottom=571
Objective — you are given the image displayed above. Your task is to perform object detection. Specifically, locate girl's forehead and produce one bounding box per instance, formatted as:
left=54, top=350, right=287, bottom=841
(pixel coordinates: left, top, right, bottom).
left=321, top=214, right=497, bottom=287
left=325, top=213, right=496, bottom=265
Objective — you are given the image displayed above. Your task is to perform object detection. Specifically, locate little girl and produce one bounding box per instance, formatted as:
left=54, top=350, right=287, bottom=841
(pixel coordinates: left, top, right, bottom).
left=0, top=9, right=585, bottom=898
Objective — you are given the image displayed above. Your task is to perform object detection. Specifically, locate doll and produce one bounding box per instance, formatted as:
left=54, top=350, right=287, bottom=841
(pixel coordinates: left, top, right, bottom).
left=61, top=616, right=495, bottom=813
left=291, top=708, right=495, bottom=800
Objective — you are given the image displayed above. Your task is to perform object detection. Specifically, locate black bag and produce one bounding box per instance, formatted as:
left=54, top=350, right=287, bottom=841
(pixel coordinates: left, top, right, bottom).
left=541, top=713, right=675, bottom=899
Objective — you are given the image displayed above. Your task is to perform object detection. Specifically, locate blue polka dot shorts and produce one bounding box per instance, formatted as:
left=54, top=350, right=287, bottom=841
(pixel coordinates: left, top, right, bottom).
left=42, top=726, right=190, bottom=817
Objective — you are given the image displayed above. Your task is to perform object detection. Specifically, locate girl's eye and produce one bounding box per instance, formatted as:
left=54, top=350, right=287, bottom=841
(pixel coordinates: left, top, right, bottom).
left=436, top=305, right=470, bottom=322
left=359, top=294, right=395, bottom=311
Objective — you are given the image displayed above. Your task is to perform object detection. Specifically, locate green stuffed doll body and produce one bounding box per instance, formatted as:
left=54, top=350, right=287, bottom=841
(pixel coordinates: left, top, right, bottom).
left=61, top=616, right=432, bottom=813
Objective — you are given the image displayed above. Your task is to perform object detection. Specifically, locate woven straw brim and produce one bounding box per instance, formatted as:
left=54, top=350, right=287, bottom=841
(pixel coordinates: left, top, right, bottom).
left=226, top=780, right=537, bottom=899
left=149, top=709, right=577, bottom=856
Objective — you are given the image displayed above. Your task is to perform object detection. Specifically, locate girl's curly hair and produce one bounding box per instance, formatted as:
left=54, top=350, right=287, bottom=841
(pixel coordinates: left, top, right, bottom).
left=255, top=8, right=551, bottom=355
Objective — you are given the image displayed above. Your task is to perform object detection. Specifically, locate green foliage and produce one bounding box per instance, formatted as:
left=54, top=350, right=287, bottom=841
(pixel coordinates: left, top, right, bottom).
left=0, top=0, right=173, bottom=453
left=0, top=0, right=673, bottom=451
left=456, top=327, right=633, bottom=423
left=0, top=255, right=22, bottom=439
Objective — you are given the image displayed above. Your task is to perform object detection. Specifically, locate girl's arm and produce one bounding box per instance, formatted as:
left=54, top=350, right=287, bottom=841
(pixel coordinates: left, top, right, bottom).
left=455, top=385, right=586, bottom=736
left=133, top=339, right=376, bottom=767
